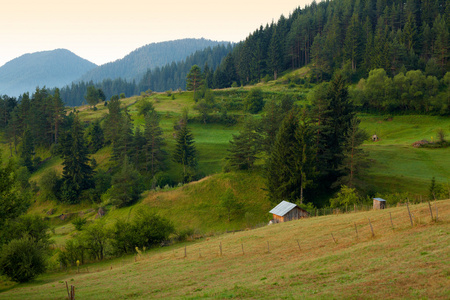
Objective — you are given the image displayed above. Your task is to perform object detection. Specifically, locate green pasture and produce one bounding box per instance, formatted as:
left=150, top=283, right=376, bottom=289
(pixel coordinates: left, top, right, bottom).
left=1, top=200, right=449, bottom=299
left=360, top=115, right=450, bottom=194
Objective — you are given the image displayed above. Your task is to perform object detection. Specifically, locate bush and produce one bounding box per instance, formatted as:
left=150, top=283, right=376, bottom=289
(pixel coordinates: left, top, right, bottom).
left=0, top=236, right=47, bottom=282
left=72, top=217, right=87, bottom=231
left=110, top=208, right=175, bottom=254
left=245, top=87, right=264, bottom=114
left=39, top=170, right=60, bottom=201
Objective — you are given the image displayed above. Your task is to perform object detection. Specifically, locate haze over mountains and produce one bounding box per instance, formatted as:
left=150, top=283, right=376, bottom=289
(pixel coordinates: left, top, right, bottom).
left=0, top=49, right=96, bottom=97
left=79, top=38, right=228, bottom=83
left=0, top=38, right=228, bottom=97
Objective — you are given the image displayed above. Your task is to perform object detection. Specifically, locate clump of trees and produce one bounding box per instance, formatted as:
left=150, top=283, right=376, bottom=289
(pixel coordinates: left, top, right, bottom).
left=226, top=75, right=368, bottom=207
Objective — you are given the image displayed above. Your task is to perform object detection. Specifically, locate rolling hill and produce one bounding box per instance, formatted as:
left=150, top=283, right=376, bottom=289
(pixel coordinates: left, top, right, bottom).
left=0, top=49, right=97, bottom=97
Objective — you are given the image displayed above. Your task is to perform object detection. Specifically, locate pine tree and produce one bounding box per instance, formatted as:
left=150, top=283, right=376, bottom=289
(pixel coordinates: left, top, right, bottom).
left=104, top=97, right=123, bottom=145
left=85, top=120, right=104, bottom=153
left=144, top=111, right=166, bottom=176
left=432, top=14, right=449, bottom=72
left=226, top=118, right=262, bottom=170
left=59, top=114, right=94, bottom=204
left=343, top=13, right=363, bottom=71
left=112, top=109, right=133, bottom=165
left=20, top=130, right=35, bottom=172
left=316, top=75, right=356, bottom=188
left=266, top=110, right=316, bottom=204
left=334, top=116, right=369, bottom=188
left=49, top=88, right=65, bottom=144
left=186, top=65, right=204, bottom=100
left=173, top=123, right=197, bottom=182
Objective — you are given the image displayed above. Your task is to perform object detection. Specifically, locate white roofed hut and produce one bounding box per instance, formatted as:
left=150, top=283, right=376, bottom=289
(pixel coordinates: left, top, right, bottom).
left=269, top=201, right=308, bottom=223
left=373, top=198, right=386, bottom=209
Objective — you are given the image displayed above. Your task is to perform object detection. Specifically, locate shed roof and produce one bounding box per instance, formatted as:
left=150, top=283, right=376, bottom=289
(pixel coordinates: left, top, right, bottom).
left=373, top=198, right=386, bottom=202
left=269, top=201, right=300, bottom=217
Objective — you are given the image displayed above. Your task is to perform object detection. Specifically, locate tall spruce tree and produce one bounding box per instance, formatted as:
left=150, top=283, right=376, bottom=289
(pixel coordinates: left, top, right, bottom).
left=186, top=65, right=204, bottom=100
left=316, top=75, right=356, bottom=188
left=59, top=114, right=94, bottom=204
left=144, top=111, right=166, bottom=176
left=104, top=97, right=123, bottom=145
left=266, top=110, right=316, bottom=204
left=334, top=116, right=369, bottom=188
left=173, top=123, right=197, bottom=182
left=226, top=118, right=262, bottom=170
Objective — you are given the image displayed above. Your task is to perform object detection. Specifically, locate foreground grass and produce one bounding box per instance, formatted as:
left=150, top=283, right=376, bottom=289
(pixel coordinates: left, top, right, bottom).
left=1, top=200, right=449, bottom=299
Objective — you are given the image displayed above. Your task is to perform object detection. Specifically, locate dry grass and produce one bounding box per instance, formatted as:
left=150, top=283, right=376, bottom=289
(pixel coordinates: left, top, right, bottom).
left=2, top=200, right=449, bottom=299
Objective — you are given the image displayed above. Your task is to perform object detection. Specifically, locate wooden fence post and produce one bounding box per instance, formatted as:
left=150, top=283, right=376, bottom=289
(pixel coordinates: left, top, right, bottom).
left=428, top=200, right=434, bottom=220
left=297, top=239, right=301, bottom=251
left=331, top=233, right=337, bottom=244
left=406, top=202, right=414, bottom=227
left=184, top=246, right=187, bottom=258
left=219, top=242, right=222, bottom=256
left=241, top=243, right=244, bottom=255
left=354, top=223, right=358, bottom=240
left=368, top=218, right=374, bottom=237
left=389, top=212, right=394, bottom=229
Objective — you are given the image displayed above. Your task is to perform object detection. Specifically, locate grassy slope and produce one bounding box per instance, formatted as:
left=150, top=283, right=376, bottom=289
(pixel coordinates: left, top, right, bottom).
left=1, top=200, right=449, bottom=299
left=360, top=114, right=450, bottom=194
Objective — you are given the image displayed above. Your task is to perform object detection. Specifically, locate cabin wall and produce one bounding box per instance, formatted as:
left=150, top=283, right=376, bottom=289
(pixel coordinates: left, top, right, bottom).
left=273, top=207, right=308, bottom=223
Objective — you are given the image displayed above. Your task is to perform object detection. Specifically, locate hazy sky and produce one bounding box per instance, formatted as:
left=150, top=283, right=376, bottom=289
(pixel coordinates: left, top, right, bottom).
left=0, top=0, right=313, bottom=67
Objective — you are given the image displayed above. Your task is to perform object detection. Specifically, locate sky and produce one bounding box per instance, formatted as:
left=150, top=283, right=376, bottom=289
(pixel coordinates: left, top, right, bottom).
left=0, top=0, right=313, bottom=67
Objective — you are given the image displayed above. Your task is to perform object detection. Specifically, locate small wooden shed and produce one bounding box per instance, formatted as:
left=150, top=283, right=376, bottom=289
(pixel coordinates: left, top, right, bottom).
left=269, top=201, right=308, bottom=223
left=373, top=198, right=386, bottom=209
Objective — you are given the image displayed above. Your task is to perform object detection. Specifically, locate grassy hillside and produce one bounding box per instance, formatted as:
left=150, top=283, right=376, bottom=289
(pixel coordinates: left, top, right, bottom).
left=360, top=114, right=450, bottom=195
left=1, top=199, right=449, bottom=299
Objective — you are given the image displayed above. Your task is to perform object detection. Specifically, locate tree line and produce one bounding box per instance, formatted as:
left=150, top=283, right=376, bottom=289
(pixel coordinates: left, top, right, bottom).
left=214, top=0, right=448, bottom=86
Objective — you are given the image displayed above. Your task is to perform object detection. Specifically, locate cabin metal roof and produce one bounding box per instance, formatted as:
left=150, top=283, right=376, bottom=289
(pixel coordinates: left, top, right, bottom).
left=269, top=201, right=299, bottom=217
left=373, top=198, right=386, bottom=202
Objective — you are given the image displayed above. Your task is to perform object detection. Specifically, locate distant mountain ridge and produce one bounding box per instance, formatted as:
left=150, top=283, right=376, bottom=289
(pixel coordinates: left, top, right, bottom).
left=78, top=38, right=229, bottom=83
left=0, top=49, right=97, bottom=97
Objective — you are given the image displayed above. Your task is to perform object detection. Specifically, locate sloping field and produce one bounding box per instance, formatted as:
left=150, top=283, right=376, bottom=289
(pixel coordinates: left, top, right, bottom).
left=2, top=200, right=449, bottom=299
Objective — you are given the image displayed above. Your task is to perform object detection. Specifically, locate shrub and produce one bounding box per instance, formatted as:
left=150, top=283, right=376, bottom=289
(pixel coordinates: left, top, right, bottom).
left=72, top=217, right=87, bottom=231
left=0, top=236, right=47, bottom=282
left=245, top=87, right=264, bottom=114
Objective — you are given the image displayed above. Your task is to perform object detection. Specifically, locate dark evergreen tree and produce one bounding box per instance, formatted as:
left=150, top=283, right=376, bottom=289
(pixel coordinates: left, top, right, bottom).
left=108, top=156, right=143, bottom=207
left=85, top=120, right=104, bottom=153
left=112, top=108, right=134, bottom=165
left=59, top=114, right=94, bottom=204
left=266, top=110, right=316, bottom=204
left=144, top=111, right=166, bottom=176
left=226, top=118, right=262, bottom=170
left=334, top=116, right=369, bottom=188
left=103, top=97, right=123, bottom=145
left=20, top=130, right=35, bottom=172
left=173, top=123, right=197, bottom=182
left=186, top=65, right=204, bottom=100
left=315, top=75, right=356, bottom=188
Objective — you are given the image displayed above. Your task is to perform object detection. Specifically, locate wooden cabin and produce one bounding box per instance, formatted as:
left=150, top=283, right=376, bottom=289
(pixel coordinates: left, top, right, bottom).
left=269, top=201, right=308, bottom=223
left=373, top=198, right=386, bottom=209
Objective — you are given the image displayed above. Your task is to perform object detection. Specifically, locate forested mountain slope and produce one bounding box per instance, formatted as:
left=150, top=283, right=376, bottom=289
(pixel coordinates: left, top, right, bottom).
left=0, top=49, right=97, bottom=97
left=78, top=38, right=229, bottom=83
left=212, top=0, right=449, bottom=88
